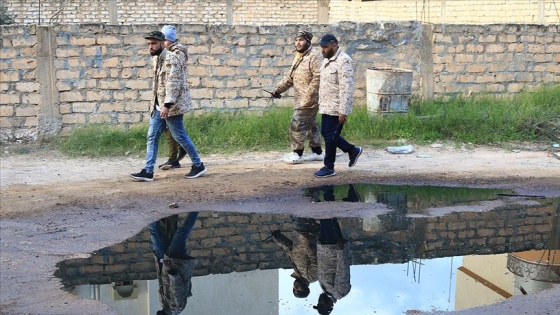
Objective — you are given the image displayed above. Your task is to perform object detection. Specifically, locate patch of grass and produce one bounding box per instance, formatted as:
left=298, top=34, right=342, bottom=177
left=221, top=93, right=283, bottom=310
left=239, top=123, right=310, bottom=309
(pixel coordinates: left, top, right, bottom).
left=346, top=84, right=560, bottom=145
left=58, top=124, right=148, bottom=157
left=57, top=85, right=559, bottom=157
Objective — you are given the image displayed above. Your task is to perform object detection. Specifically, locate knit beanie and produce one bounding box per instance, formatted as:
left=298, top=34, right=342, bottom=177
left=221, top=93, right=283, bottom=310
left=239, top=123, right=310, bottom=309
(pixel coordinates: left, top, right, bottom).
left=161, top=25, right=177, bottom=42
left=296, top=30, right=313, bottom=43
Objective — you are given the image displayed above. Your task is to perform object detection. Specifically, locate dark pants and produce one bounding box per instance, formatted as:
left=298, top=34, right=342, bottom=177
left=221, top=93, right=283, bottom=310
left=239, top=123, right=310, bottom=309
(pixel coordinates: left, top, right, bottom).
left=321, top=114, right=355, bottom=169
left=149, top=212, right=199, bottom=260
left=318, top=218, right=343, bottom=245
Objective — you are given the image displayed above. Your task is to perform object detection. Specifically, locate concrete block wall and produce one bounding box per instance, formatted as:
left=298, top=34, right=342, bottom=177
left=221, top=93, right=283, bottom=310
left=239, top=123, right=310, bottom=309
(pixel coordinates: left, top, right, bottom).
left=0, top=24, right=40, bottom=141
left=432, top=24, right=560, bottom=95
left=1, top=22, right=558, bottom=142
left=56, top=201, right=556, bottom=286
left=1, top=22, right=425, bottom=142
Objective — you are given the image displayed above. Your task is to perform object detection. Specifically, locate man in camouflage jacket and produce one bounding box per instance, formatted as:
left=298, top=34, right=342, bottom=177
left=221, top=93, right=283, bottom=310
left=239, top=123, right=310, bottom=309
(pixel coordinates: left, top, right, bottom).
left=314, top=34, right=363, bottom=178
left=313, top=218, right=351, bottom=315
left=150, top=212, right=199, bottom=315
left=131, top=31, right=206, bottom=181
left=157, top=25, right=189, bottom=171
left=271, top=217, right=320, bottom=298
left=272, top=30, right=324, bottom=164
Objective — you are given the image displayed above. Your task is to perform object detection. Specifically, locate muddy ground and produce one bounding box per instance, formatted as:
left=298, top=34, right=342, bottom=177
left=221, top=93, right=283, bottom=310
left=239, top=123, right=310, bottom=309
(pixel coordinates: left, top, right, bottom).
left=1, top=143, right=559, bottom=315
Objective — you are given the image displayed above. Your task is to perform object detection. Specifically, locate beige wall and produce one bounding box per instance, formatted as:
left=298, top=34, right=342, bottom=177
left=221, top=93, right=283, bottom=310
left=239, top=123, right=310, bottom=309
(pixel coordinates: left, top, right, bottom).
left=1, top=22, right=558, bottom=142
left=329, top=0, right=560, bottom=24
left=2, top=0, right=319, bottom=25
left=3, top=0, right=559, bottom=25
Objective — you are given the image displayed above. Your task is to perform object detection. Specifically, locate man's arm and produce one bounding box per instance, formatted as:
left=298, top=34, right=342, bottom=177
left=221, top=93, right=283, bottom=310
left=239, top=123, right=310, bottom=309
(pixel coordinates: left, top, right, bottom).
left=302, top=50, right=321, bottom=104
left=337, top=57, right=355, bottom=116
left=270, top=230, right=294, bottom=252
left=163, top=52, right=183, bottom=107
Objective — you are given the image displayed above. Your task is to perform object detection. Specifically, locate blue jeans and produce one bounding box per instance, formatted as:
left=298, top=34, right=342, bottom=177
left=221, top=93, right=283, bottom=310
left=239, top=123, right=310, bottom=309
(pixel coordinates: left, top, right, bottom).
left=321, top=114, right=355, bottom=169
left=145, top=109, right=202, bottom=173
left=150, top=212, right=199, bottom=259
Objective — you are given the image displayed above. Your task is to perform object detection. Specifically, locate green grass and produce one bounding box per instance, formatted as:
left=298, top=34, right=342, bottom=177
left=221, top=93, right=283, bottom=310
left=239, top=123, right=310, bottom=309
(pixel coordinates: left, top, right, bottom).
left=58, top=84, right=560, bottom=157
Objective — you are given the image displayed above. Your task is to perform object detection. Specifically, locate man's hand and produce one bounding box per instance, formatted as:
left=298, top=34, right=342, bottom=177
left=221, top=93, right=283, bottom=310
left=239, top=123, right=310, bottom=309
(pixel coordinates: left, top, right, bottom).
left=338, top=114, right=347, bottom=125
left=272, top=91, right=281, bottom=99
left=160, top=106, right=170, bottom=118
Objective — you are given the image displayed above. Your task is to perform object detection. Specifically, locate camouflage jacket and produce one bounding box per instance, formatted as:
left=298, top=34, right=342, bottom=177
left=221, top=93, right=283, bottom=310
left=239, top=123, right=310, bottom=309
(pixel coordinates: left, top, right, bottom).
left=317, top=241, right=351, bottom=300
left=318, top=47, right=355, bottom=116
left=155, top=254, right=194, bottom=315
left=272, top=230, right=319, bottom=284
left=150, top=47, right=192, bottom=117
left=274, top=46, right=322, bottom=110
left=167, top=41, right=188, bottom=63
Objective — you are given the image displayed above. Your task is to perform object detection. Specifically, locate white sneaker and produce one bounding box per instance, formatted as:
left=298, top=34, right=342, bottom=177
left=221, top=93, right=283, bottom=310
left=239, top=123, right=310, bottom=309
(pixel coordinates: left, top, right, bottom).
left=303, top=152, right=324, bottom=161
left=283, top=152, right=303, bottom=164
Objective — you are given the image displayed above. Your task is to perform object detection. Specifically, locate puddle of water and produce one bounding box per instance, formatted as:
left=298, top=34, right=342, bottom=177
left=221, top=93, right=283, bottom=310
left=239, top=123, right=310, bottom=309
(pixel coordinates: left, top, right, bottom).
left=55, top=184, right=559, bottom=315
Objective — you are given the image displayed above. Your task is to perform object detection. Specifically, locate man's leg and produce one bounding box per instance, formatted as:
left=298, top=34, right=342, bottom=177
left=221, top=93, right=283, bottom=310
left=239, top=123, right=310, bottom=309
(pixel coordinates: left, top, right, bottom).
left=165, top=128, right=179, bottom=162
left=169, top=212, right=199, bottom=259
left=284, top=110, right=306, bottom=164
left=165, top=114, right=207, bottom=178
left=306, top=108, right=322, bottom=153
left=165, top=114, right=202, bottom=167
left=149, top=220, right=169, bottom=261
left=144, top=110, right=166, bottom=174
left=320, top=114, right=340, bottom=170
left=318, top=218, right=342, bottom=245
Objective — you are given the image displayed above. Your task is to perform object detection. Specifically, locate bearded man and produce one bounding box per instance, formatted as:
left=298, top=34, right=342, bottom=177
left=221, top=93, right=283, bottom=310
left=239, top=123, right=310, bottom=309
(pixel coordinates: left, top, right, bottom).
left=272, top=30, right=324, bottom=164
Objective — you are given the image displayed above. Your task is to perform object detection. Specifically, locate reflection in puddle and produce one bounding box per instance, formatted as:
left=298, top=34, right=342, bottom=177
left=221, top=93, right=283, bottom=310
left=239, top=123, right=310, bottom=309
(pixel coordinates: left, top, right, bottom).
left=55, top=184, right=559, bottom=315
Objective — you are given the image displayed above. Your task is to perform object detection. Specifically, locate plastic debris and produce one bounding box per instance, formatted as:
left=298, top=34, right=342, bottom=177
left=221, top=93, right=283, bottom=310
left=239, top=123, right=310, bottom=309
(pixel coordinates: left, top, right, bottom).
left=552, top=144, right=560, bottom=160
left=386, top=144, right=414, bottom=154
left=416, top=153, right=432, bottom=158
left=430, top=143, right=443, bottom=148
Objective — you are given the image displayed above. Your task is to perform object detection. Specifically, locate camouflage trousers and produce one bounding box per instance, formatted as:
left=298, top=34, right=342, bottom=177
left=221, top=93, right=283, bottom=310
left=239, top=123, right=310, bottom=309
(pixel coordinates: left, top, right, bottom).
left=290, top=108, right=322, bottom=151
left=163, top=128, right=180, bottom=161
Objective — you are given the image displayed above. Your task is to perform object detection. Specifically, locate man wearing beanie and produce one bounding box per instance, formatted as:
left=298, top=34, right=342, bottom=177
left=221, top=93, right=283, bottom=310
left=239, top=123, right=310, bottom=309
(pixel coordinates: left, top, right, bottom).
left=157, top=25, right=189, bottom=171
left=271, top=30, right=324, bottom=164
left=130, top=30, right=206, bottom=181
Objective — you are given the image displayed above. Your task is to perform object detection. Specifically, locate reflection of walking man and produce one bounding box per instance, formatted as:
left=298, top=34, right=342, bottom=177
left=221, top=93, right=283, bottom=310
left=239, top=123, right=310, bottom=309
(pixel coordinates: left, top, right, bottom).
left=150, top=212, right=199, bottom=315
left=271, top=217, right=320, bottom=298
left=314, top=218, right=351, bottom=315
left=314, top=33, right=362, bottom=178
left=271, top=30, right=324, bottom=164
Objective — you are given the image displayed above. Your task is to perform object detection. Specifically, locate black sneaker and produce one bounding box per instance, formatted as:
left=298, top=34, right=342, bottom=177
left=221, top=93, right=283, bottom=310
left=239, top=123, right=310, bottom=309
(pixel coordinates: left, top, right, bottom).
left=177, top=147, right=187, bottom=162
left=348, top=146, right=363, bottom=167
left=130, top=169, right=153, bottom=182
left=159, top=160, right=181, bottom=170
left=184, top=163, right=207, bottom=179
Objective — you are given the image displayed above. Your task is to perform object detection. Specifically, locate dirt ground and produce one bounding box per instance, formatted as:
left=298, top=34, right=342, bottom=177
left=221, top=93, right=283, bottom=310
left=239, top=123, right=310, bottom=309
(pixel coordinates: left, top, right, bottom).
left=1, top=143, right=559, bottom=315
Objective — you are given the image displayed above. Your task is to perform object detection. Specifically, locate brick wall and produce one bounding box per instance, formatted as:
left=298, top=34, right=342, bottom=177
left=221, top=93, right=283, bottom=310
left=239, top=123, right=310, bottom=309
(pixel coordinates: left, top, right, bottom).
left=329, top=0, right=560, bottom=24
left=432, top=24, right=560, bottom=95
left=4, top=0, right=560, bottom=25
left=1, top=22, right=426, bottom=141
left=1, top=22, right=559, bottom=142
left=56, top=200, right=557, bottom=286
left=2, top=0, right=318, bottom=25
